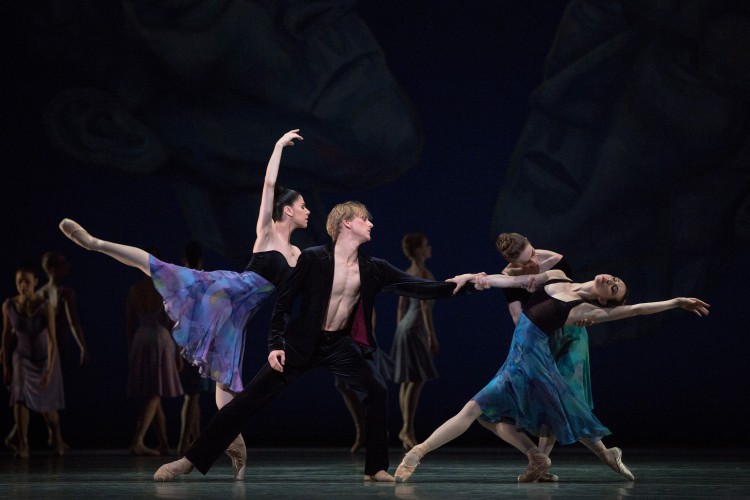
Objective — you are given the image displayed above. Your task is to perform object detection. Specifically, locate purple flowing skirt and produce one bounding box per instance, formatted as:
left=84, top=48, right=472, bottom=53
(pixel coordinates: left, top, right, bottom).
left=150, top=256, right=275, bottom=393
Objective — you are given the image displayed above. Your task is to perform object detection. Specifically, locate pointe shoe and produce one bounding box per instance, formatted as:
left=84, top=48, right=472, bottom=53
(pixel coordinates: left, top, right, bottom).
left=598, top=447, right=635, bottom=481
left=394, top=443, right=430, bottom=483
left=225, top=434, right=247, bottom=480
left=537, top=471, right=559, bottom=482
left=59, top=218, right=97, bottom=250
left=517, top=448, right=551, bottom=483
left=153, top=460, right=194, bottom=482
left=364, top=470, right=395, bottom=482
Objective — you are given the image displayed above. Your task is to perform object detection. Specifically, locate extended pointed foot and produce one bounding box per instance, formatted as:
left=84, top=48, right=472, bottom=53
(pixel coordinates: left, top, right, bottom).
left=394, top=443, right=430, bottom=483
left=598, top=447, right=635, bottom=481
left=59, top=218, right=98, bottom=251
left=225, top=434, right=247, bottom=480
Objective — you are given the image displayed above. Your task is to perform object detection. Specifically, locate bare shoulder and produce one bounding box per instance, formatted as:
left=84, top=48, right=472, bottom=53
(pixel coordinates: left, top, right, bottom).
left=547, top=269, right=568, bottom=280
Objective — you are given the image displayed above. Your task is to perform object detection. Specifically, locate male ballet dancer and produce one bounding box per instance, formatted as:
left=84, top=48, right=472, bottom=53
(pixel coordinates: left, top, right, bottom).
left=154, top=201, right=473, bottom=482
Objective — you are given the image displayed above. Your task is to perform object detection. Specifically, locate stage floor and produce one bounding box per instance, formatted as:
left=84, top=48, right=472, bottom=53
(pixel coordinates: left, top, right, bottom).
left=1, top=447, right=748, bottom=499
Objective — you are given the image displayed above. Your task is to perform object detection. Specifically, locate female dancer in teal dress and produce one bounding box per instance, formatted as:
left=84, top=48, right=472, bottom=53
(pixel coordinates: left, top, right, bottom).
left=59, top=129, right=309, bottom=479
left=394, top=269, right=708, bottom=483
left=493, top=232, right=592, bottom=481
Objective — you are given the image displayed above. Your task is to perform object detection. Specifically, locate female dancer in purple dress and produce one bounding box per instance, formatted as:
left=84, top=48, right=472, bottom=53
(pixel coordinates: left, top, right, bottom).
left=59, top=130, right=309, bottom=479
left=395, top=269, right=708, bottom=483
left=2, top=265, right=68, bottom=458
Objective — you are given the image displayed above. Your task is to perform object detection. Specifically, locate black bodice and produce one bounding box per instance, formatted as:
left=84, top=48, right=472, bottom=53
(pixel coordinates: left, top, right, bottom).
left=522, top=278, right=583, bottom=335
left=245, top=250, right=293, bottom=288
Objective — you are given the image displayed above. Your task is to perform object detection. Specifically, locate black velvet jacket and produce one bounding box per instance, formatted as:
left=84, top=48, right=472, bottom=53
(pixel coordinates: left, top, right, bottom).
left=269, top=243, right=470, bottom=366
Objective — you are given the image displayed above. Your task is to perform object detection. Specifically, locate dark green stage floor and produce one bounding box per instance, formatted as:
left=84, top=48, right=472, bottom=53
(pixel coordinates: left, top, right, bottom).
left=1, top=447, right=748, bottom=499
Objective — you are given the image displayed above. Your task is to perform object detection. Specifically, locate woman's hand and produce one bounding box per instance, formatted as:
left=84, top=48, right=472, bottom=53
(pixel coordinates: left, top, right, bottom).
left=676, top=298, right=710, bottom=316
left=276, top=129, right=303, bottom=148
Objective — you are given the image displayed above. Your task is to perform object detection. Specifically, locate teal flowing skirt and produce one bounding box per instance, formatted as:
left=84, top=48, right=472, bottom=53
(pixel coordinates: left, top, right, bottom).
left=472, top=314, right=609, bottom=445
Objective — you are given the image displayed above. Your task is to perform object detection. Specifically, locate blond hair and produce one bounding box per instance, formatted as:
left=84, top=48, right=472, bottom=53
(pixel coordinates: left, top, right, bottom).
left=326, top=201, right=372, bottom=241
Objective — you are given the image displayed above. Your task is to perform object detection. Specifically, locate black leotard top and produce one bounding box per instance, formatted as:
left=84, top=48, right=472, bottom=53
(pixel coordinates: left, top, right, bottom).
left=244, top=250, right=293, bottom=288
left=522, top=279, right=584, bottom=336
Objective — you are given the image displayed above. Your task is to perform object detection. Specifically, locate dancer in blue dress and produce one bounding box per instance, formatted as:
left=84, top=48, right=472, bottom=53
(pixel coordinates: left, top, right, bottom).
left=395, top=269, right=708, bottom=483
left=492, top=232, right=593, bottom=481
left=59, top=129, right=309, bottom=479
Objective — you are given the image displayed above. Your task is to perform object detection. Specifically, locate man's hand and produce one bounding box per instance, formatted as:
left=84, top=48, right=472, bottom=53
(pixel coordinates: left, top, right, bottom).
left=268, top=350, right=286, bottom=372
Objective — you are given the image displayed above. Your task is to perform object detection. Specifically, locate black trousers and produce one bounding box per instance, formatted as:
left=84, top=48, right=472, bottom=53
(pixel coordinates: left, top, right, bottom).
left=184, top=334, right=389, bottom=476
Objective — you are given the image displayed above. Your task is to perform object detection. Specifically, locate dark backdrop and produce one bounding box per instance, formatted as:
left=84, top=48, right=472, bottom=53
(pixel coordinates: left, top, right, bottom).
left=2, top=0, right=748, bottom=451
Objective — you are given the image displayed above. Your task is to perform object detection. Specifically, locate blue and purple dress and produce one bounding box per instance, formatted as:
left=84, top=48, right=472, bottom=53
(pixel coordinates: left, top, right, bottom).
left=150, top=250, right=292, bottom=393
left=474, top=279, right=610, bottom=445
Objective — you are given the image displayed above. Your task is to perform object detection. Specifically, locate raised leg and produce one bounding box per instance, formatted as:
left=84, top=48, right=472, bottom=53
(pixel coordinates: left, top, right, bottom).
left=59, top=219, right=151, bottom=275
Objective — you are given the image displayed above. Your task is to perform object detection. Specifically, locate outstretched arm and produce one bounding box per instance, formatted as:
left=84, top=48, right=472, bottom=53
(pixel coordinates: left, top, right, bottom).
left=255, top=129, right=303, bottom=241
left=448, top=269, right=566, bottom=293
left=566, top=297, right=710, bottom=326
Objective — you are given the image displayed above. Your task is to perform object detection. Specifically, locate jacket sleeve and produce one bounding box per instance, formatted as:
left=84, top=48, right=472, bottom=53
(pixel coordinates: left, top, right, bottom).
left=268, top=249, right=312, bottom=352
left=376, top=258, right=475, bottom=299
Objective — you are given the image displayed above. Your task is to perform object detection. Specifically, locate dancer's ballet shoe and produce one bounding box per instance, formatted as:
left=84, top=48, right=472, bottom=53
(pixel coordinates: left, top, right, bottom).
left=598, top=447, right=635, bottom=481
left=130, top=443, right=160, bottom=457
left=225, top=434, right=247, bottom=480
left=394, top=443, right=430, bottom=483
left=364, top=470, right=395, bottom=482
left=517, top=448, right=551, bottom=483
left=537, top=471, right=559, bottom=482
left=153, top=460, right=194, bottom=482
left=59, top=218, right=97, bottom=250
left=17, top=443, right=30, bottom=459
